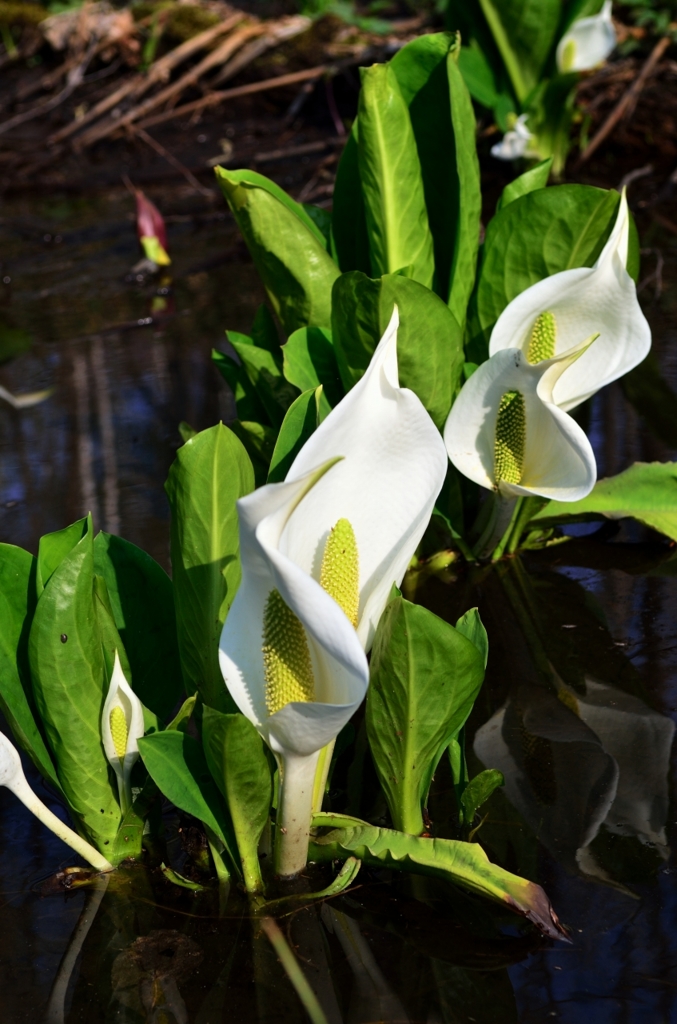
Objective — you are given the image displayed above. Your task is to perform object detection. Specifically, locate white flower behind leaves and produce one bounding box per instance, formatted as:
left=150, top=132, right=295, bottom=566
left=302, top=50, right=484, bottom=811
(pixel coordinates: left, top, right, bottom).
left=489, top=191, right=651, bottom=411
left=491, top=114, right=534, bottom=161
left=557, top=1, right=616, bottom=74
left=444, top=341, right=597, bottom=501
left=102, top=651, right=145, bottom=816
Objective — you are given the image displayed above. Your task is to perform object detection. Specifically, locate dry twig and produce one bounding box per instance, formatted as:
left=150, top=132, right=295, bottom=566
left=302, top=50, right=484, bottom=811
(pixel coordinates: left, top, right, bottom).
left=577, top=36, right=671, bottom=165
left=132, top=126, right=215, bottom=197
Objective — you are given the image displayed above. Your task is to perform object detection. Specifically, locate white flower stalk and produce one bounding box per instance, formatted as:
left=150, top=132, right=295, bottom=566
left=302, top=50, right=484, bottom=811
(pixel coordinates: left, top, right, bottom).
left=101, top=651, right=145, bottom=817
left=557, top=1, right=616, bottom=73
left=489, top=191, right=650, bottom=411
left=0, top=730, right=113, bottom=872
left=491, top=114, right=534, bottom=161
left=444, top=340, right=597, bottom=503
left=219, top=308, right=447, bottom=877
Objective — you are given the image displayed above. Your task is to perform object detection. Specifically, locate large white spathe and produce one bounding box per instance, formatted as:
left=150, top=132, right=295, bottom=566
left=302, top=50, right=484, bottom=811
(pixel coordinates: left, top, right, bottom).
left=444, top=343, right=597, bottom=501
left=0, top=730, right=113, bottom=871
left=101, top=651, right=145, bottom=816
left=489, top=191, right=650, bottom=412
left=557, top=1, right=616, bottom=73
left=219, top=307, right=448, bottom=874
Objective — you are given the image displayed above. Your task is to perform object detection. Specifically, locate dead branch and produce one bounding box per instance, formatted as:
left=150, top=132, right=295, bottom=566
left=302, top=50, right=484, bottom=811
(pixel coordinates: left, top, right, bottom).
left=49, top=11, right=245, bottom=144
left=77, top=20, right=265, bottom=147
left=136, top=63, right=329, bottom=131
left=577, top=35, right=671, bottom=166
left=132, top=125, right=215, bottom=197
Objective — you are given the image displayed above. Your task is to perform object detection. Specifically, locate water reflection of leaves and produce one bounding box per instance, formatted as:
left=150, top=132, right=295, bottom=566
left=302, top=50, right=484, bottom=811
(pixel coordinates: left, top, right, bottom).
left=111, top=929, right=203, bottom=1023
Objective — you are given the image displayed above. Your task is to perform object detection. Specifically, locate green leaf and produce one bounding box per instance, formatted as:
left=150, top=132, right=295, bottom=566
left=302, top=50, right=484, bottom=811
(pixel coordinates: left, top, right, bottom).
left=477, top=0, right=561, bottom=102
left=229, top=337, right=298, bottom=430
left=167, top=693, right=197, bottom=732
left=138, top=730, right=237, bottom=868
left=445, top=44, right=482, bottom=326
left=36, top=516, right=89, bottom=596
left=216, top=168, right=340, bottom=334
left=331, top=272, right=463, bottom=430
left=497, top=158, right=552, bottom=212
left=228, top=420, right=277, bottom=487
left=309, top=824, right=566, bottom=941
left=331, top=130, right=372, bottom=275
left=468, top=185, right=621, bottom=362
left=28, top=516, right=120, bottom=852
left=93, top=533, right=184, bottom=722
left=357, top=63, right=435, bottom=288
left=212, top=346, right=271, bottom=426
left=165, top=424, right=255, bottom=711
left=282, top=326, right=344, bottom=414
left=454, top=607, right=489, bottom=669
left=461, top=769, right=504, bottom=825
left=202, top=707, right=272, bottom=893
left=531, top=462, right=677, bottom=542
left=366, top=596, right=485, bottom=835
left=457, top=43, right=500, bottom=107
left=0, top=543, right=61, bottom=792
left=267, top=388, right=321, bottom=485
left=250, top=303, right=281, bottom=356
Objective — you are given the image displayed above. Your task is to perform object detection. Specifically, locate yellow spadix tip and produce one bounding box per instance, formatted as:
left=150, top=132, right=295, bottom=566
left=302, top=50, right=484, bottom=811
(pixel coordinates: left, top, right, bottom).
left=494, top=389, right=526, bottom=486
left=320, top=518, right=359, bottom=628
left=263, top=589, right=315, bottom=716
left=110, top=706, right=128, bottom=759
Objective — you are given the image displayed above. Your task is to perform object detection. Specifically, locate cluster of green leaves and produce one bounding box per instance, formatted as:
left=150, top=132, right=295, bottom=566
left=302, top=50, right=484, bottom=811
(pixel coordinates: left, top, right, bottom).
left=214, top=30, right=677, bottom=556
left=445, top=0, right=609, bottom=173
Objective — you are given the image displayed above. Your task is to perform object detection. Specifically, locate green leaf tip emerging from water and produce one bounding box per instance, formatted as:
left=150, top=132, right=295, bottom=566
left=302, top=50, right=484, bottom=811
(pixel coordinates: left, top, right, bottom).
left=309, top=823, right=568, bottom=942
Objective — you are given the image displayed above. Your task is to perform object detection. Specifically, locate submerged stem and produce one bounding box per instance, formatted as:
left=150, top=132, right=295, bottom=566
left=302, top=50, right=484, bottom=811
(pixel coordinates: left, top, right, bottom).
left=275, top=750, right=320, bottom=879
left=473, top=493, right=518, bottom=560
left=491, top=497, right=524, bottom=562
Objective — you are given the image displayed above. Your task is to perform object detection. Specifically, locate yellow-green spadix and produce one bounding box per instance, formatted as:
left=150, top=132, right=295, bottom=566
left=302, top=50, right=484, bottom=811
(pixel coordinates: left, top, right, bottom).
left=489, top=191, right=650, bottom=411
left=218, top=306, right=447, bottom=876
left=101, top=650, right=145, bottom=816
left=444, top=342, right=597, bottom=501
left=0, top=729, right=113, bottom=871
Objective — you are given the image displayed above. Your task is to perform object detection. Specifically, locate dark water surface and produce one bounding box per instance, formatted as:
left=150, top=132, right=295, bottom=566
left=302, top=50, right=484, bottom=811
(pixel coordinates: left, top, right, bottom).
left=1, top=186, right=677, bottom=1023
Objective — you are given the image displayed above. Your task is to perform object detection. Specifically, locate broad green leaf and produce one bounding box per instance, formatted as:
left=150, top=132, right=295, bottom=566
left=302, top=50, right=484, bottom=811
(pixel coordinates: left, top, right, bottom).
left=445, top=45, right=482, bottom=326
left=302, top=203, right=332, bottom=249
left=138, top=730, right=237, bottom=869
left=282, top=326, right=344, bottom=414
left=331, top=131, right=372, bottom=275
left=28, top=517, right=120, bottom=852
left=167, top=694, right=197, bottom=732
left=267, top=388, right=321, bottom=484
left=202, top=707, right=272, bottom=893
left=461, top=769, right=504, bottom=825
left=454, top=607, right=489, bottom=669
left=229, top=337, right=298, bottom=430
left=366, top=596, right=485, bottom=835
left=212, top=347, right=271, bottom=426
left=165, top=424, right=255, bottom=711
left=357, top=63, right=435, bottom=289
left=93, top=533, right=184, bottom=722
left=0, top=543, right=61, bottom=792
left=216, top=168, right=340, bottom=333
left=477, top=0, right=561, bottom=102
left=457, top=43, right=500, bottom=107
left=497, top=158, right=552, bottom=212
left=331, top=272, right=463, bottom=430
left=531, top=462, right=677, bottom=542
left=250, top=303, right=281, bottom=356
left=36, top=517, right=88, bottom=596
left=309, top=824, right=566, bottom=940
left=468, top=185, right=621, bottom=362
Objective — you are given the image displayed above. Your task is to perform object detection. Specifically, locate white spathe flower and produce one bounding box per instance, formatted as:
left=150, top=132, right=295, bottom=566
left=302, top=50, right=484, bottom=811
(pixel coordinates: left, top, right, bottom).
left=444, top=341, right=597, bottom=501
left=0, top=730, right=113, bottom=871
left=557, top=1, right=616, bottom=73
left=489, top=191, right=650, bottom=412
left=219, top=307, right=448, bottom=875
left=101, top=651, right=145, bottom=816
left=491, top=114, right=534, bottom=161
